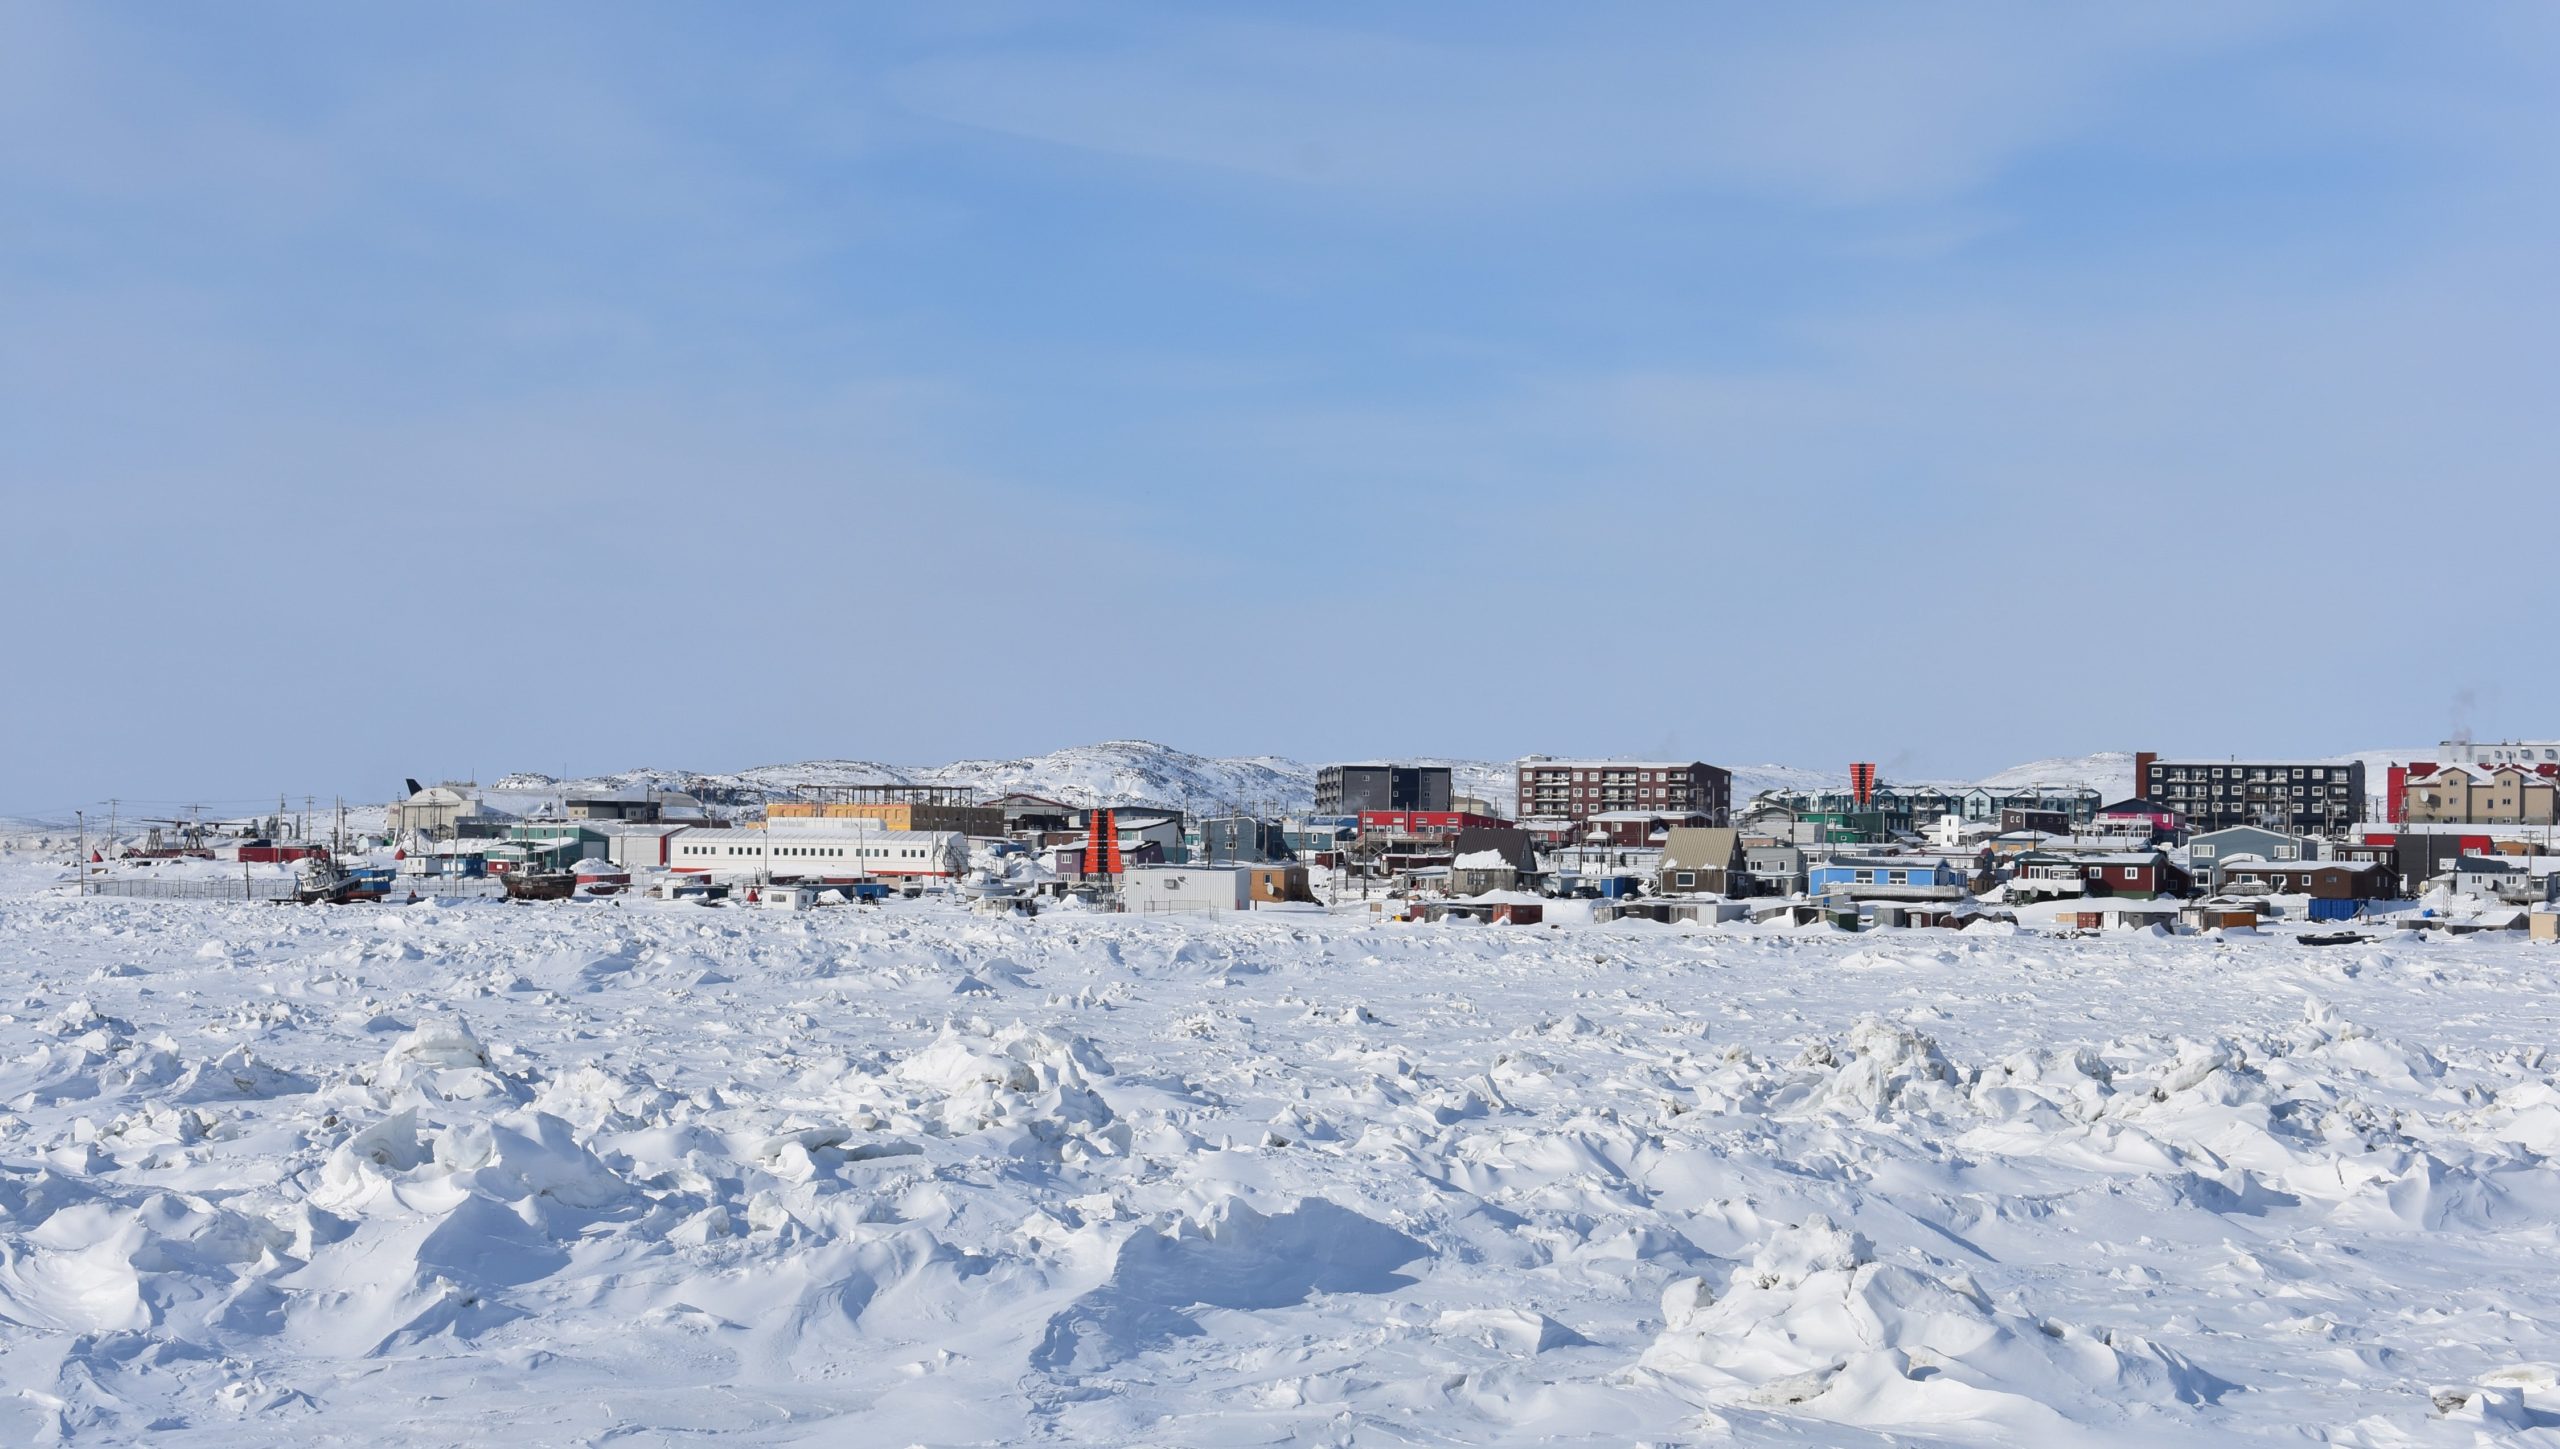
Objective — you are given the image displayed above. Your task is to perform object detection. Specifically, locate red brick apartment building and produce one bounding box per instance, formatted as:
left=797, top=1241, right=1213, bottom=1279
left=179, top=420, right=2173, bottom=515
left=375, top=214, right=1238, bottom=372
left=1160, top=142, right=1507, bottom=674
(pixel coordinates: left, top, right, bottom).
left=1515, top=759, right=1732, bottom=829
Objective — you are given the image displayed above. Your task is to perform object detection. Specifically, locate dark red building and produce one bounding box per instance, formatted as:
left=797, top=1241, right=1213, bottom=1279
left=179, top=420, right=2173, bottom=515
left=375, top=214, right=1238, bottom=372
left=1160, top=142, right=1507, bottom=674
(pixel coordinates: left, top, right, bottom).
left=1514, top=759, right=1731, bottom=829
left=1360, top=810, right=1508, bottom=842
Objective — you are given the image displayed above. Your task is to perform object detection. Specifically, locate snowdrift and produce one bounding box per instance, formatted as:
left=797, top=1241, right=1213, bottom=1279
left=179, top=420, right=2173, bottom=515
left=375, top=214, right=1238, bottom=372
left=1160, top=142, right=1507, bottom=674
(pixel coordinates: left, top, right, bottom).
left=0, top=893, right=2554, bottom=1444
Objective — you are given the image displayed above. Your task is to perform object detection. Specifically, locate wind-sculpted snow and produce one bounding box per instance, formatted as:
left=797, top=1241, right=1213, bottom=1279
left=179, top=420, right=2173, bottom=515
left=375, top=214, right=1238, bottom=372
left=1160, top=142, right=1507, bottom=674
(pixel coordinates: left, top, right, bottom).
left=1, top=899, right=2557, bottom=1444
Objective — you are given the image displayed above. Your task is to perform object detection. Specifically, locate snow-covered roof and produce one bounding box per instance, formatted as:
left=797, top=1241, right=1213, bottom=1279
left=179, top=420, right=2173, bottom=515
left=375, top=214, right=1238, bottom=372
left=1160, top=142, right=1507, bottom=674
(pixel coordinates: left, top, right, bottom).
left=1453, top=849, right=1513, bottom=870
left=679, top=827, right=960, bottom=844
left=2354, top=821, right=2560, bottom=840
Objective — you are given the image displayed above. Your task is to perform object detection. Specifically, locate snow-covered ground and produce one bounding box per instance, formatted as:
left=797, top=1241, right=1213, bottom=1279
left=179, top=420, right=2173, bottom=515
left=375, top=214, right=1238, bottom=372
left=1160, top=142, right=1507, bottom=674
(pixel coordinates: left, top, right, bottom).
left=2, top=874, right=2556, bottom=1445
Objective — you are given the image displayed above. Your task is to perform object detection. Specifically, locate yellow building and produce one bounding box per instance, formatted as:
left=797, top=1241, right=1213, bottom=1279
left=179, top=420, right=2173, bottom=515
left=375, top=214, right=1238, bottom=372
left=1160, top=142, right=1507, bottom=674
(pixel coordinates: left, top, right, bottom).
left=766, top=800, right=1005, bottom=836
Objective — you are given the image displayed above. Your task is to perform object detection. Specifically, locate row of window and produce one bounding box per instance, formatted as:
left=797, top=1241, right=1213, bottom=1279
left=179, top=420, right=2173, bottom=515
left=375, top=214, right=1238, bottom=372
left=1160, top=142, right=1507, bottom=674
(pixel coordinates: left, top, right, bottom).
left=2156, top=766, right=2345, bottom=782
left=1566, top=793, right=1689, bottom=808
left=1524, top=770, right=1705, bottom=784
left=679, top=844, right=931, bottom=859
left=2192, top=844, right=2299, bottom=858
left=2161, top=783, right=2350, bottom=797
left=2413, top=793, right=2526, bottom=803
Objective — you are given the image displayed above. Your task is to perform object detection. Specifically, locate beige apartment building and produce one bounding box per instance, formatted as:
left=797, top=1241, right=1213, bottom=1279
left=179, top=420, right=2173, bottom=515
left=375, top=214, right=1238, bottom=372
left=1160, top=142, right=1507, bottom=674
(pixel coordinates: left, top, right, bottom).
left=2402, top=764, right=2560, bottom=825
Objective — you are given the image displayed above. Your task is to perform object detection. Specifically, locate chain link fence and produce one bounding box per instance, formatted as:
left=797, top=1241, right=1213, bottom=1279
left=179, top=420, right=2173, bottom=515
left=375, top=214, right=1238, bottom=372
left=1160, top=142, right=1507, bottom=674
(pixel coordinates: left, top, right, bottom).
left=84, top=877, right=301, bottom=902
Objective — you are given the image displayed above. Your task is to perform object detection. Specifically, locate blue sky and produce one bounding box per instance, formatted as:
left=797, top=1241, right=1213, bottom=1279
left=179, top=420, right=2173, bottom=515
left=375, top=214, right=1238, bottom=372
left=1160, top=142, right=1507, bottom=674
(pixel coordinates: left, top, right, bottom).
left=5, top=3, right=2556, bottom=812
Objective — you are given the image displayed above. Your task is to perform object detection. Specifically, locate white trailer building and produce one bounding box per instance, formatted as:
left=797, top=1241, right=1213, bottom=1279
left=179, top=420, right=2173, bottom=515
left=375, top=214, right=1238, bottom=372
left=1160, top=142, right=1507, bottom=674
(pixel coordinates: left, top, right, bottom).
left=1120, top=864, right=1254, bottom=915
left=670, top=828, right=965, bottom=884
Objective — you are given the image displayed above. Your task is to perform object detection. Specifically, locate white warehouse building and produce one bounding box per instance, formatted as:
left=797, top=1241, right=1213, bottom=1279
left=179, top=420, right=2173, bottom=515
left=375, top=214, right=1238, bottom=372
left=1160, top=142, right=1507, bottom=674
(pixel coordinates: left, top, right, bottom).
left=669, top=828, right=966, bottom=883
left=592, top=823, right=693, bottom=870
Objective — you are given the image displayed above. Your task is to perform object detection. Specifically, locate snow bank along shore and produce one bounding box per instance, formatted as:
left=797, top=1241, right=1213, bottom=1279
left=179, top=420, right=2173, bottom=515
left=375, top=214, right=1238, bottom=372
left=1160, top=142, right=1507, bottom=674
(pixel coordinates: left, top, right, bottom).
left=1, top=892, right=2556, bottom=1444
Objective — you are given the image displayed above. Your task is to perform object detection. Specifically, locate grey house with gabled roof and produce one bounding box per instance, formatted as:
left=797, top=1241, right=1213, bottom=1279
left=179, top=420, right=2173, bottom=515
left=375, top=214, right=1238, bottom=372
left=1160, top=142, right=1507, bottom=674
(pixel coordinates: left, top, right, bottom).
left=1658, top=828, right=1742, bottom=895
left=2184, top=825, right=2316, bottom=891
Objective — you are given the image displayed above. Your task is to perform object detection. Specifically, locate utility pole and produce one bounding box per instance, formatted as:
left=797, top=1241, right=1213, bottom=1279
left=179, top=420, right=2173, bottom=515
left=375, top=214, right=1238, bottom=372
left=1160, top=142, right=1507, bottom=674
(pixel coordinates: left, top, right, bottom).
left=76, top=811, right=87, bottom=897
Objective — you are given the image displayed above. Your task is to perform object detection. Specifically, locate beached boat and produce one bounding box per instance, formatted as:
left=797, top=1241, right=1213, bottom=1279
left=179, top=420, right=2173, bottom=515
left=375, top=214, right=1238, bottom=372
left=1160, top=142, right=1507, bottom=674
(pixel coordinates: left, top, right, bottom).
left=502, top=870, right=577, bottom=902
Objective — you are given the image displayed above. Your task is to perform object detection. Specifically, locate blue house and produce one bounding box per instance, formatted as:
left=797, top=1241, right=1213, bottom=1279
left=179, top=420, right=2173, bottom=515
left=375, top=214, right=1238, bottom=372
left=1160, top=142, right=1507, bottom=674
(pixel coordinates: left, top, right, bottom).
left=1807, top=855, right=1968, bottom=900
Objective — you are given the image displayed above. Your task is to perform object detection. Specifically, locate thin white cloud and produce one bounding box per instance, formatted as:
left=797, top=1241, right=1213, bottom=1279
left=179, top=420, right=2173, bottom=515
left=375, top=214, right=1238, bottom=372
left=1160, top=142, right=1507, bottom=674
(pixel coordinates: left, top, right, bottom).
left=891, top=5, right=2316, bottom=207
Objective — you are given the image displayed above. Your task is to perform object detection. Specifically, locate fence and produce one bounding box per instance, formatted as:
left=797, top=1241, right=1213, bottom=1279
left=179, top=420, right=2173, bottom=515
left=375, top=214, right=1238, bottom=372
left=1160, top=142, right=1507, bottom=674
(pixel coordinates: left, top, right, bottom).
left=82, top=875, right=509, bottom=903
left=85, top=877, right=301, bottom=902
left=395, top=876, right=509, bottom=899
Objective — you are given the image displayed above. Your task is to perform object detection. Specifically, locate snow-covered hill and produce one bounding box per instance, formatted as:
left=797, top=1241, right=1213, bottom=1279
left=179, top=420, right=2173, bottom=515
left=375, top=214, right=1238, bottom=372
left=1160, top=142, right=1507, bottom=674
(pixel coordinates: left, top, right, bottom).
left=507, top=744, right=2121, bottom=817
left=509, top=744, right=1859, bottom=818
left=1966, top=751, right=2138, bottom=797
left=504, top=742, right=1318, bottom=814
left=1727, top=761, right=1850, bottom=798
left=1966, top=747, right=2449, bottom=804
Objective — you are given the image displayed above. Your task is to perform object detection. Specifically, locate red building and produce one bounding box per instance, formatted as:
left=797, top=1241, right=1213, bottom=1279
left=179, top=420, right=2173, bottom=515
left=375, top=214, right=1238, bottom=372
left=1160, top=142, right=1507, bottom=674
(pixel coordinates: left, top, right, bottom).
left=232, top=843, right=328, bottom=864
left=2386, top=764, right=2418, bottom=824
left=1583, top=810, right=1714, bottom=846
left=1360, top=810, right=1508, bottom=842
